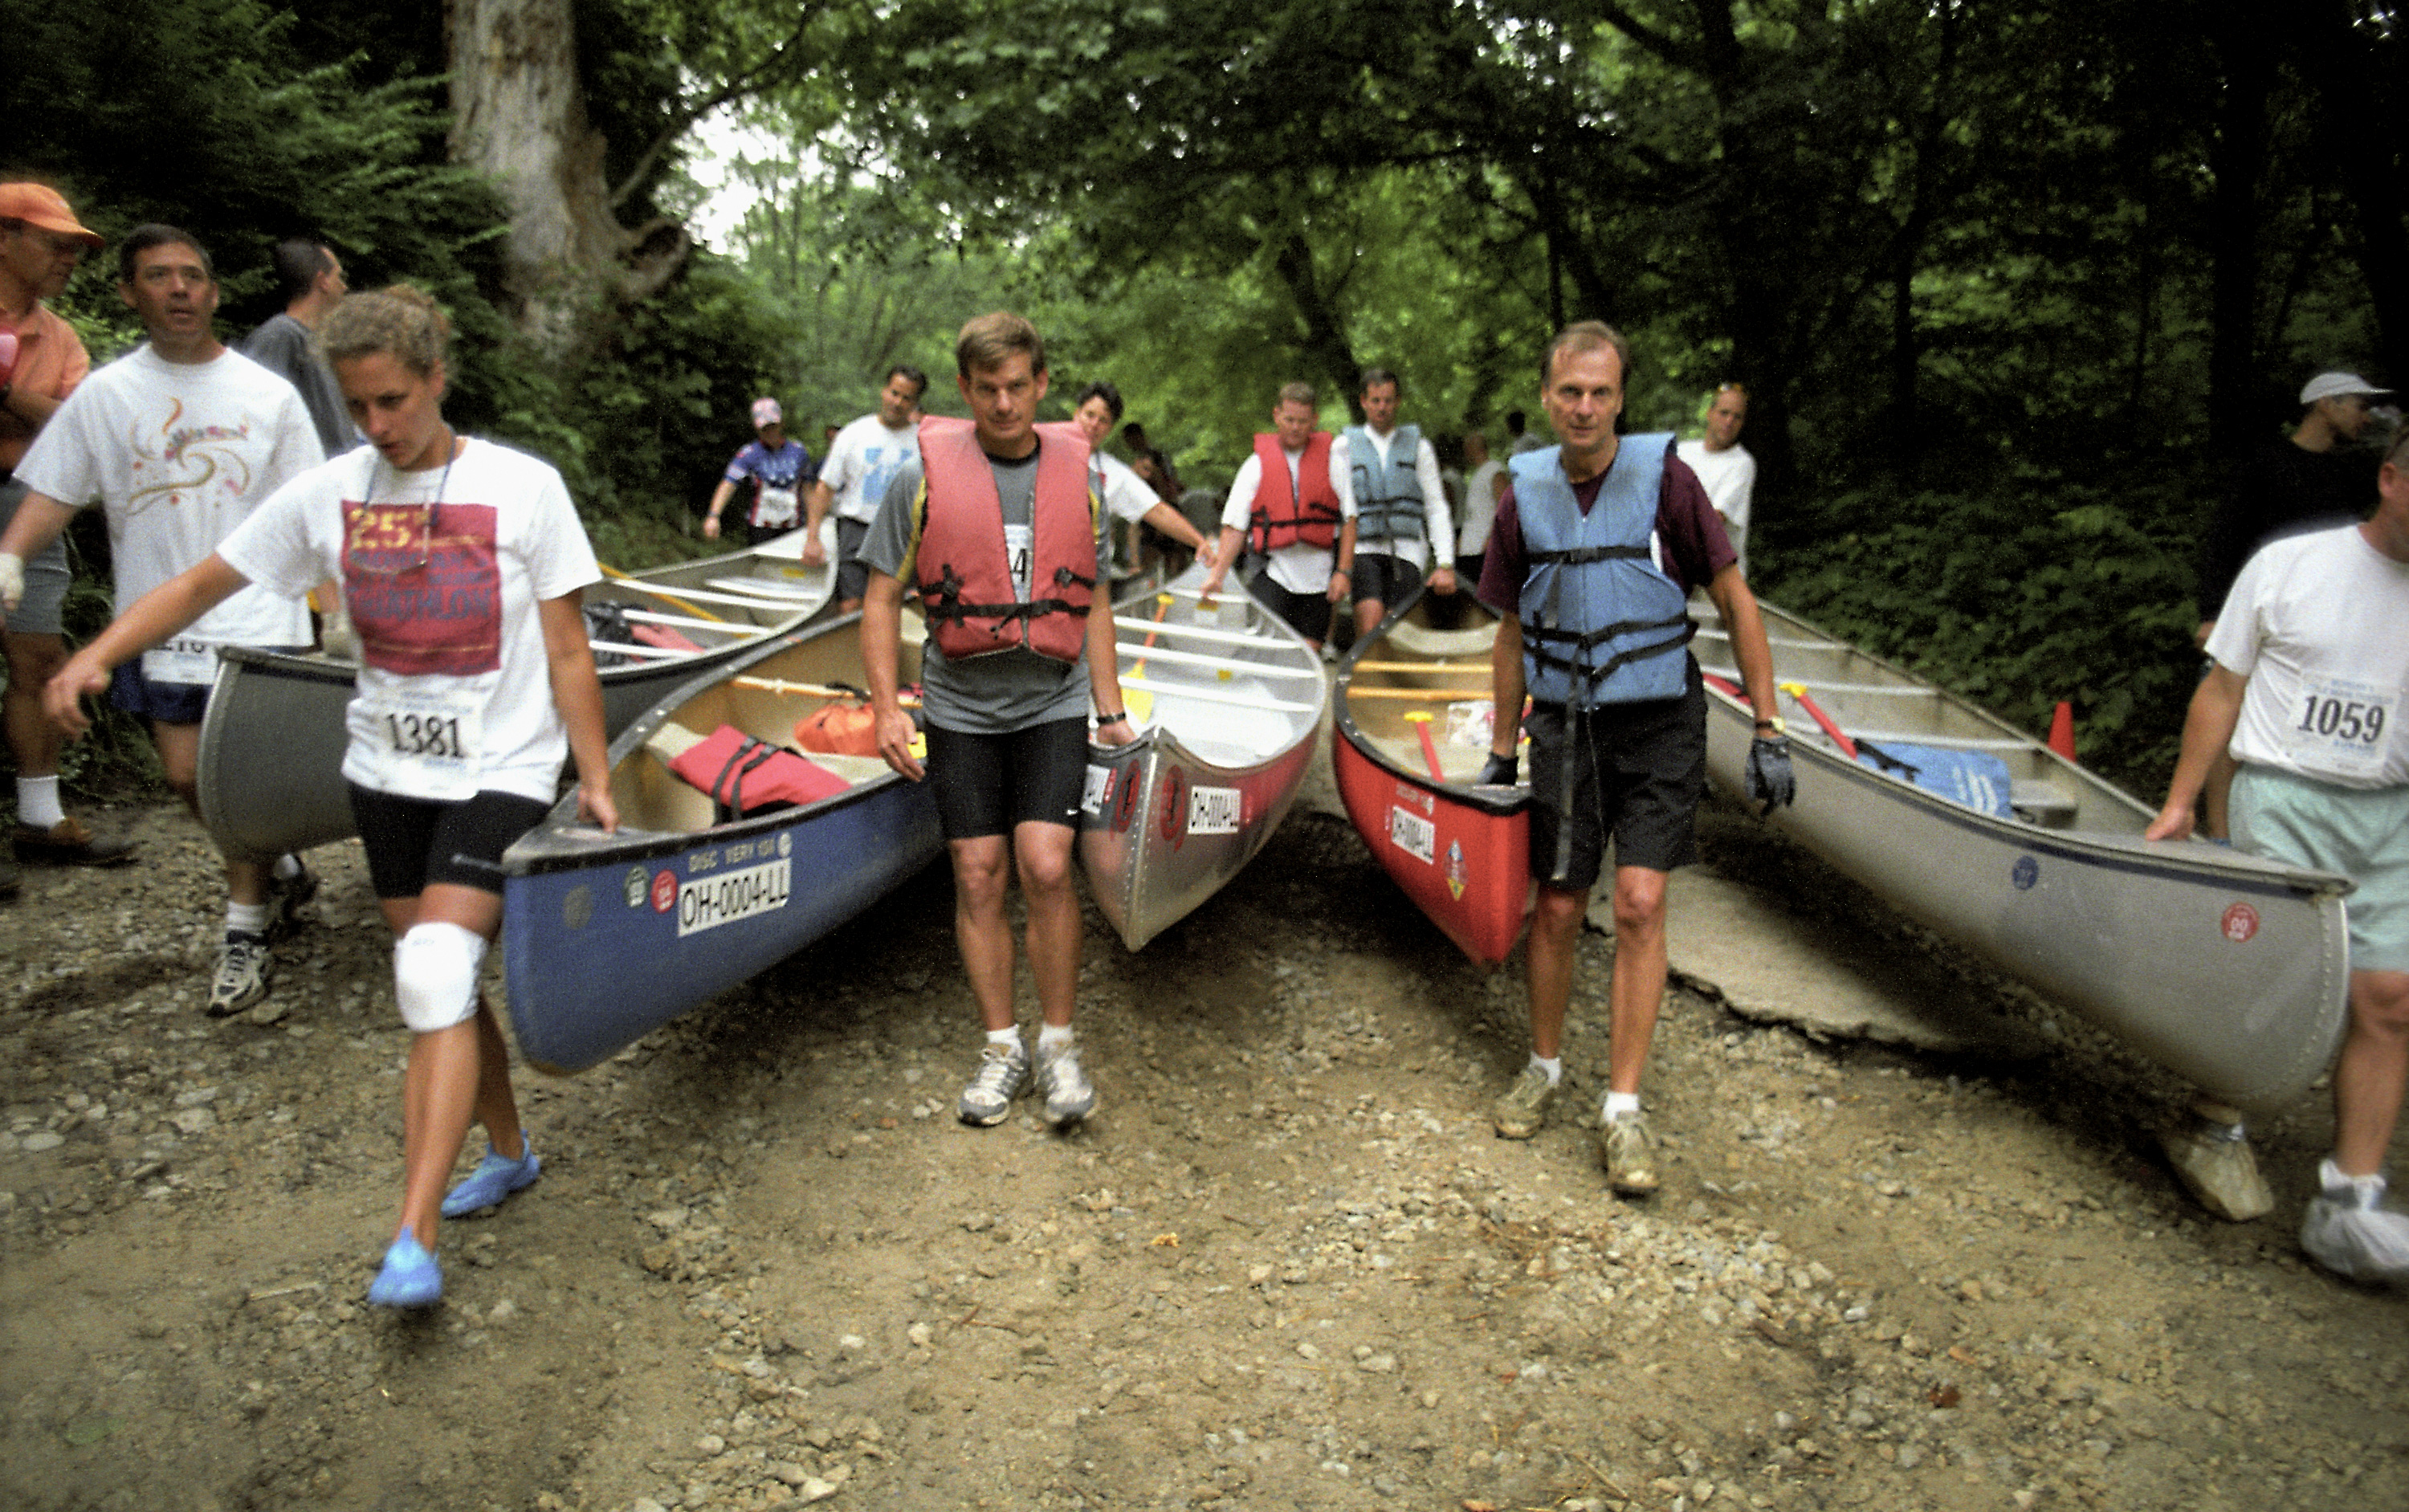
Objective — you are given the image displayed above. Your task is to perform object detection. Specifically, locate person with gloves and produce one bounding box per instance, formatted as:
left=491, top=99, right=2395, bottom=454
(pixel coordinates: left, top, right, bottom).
left=1473, top=320, right=1792, bottom=1196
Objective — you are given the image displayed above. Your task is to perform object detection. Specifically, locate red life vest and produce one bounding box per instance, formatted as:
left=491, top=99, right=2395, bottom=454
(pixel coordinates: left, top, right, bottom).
left=912, top=415, right=1097, bottom=662
left=1248, top=431, right=1342, bottom=552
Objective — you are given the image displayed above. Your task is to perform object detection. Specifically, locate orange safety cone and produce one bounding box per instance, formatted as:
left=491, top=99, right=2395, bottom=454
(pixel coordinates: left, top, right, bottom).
left=2048, top=700, right=2077, bottom=763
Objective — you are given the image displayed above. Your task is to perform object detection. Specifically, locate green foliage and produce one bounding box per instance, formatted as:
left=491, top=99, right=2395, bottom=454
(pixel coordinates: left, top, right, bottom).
left=1757, top=476, right=2205, bottom=797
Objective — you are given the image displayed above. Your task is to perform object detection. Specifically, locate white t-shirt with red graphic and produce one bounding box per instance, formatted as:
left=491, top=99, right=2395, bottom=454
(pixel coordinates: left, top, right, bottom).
left=15, top=344, right=321, bottom=664
left=218, top=438, right=601, bottom=804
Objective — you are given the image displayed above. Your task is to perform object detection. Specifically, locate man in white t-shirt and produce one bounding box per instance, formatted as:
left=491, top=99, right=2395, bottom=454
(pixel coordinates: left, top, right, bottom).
left=0, top=225, right=324, bottom=1017
left=1197, top=381, right=1357, bottom=649
left=1068, top=379, right=1214, bottom=574
left=805, top=364, right=928, bottom=613
left=1676, top=382, right=1756, bottom=577
left=1456, top=429, right=1505, bottom=577
left=2147, top=433, right=2409, bottom=1282
left=1342, top=368, right=1458, bottom=641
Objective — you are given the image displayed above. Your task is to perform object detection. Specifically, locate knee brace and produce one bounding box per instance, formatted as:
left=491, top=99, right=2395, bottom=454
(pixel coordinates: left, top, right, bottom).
left=393, top=921, right=489, bottom=1033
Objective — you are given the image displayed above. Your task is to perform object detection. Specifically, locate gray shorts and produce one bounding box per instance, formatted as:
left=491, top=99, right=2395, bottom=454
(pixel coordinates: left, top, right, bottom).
left=2232, top=765, right=2409, bottom=972
left=0, top=478, right=71, bottom=637
left=835, top=517, right=873, bottom=603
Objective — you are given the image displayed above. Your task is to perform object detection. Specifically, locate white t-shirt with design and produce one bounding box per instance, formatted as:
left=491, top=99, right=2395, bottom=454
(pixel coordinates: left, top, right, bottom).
left=218, top=438, right=602, bottom=804
left=1677, top=439, right=1755, bottom=572
left=17, top=344, right=321, bottom=666
left=1219, top=444, right=1359, bottom=595
left=2208, top=524, right=2409, bottom=789
left=820, top=414, right=919, bottom=524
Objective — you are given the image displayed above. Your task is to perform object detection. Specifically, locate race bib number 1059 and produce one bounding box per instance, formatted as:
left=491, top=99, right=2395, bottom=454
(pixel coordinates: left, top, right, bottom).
left=2289, top=677, right=2395, bottom=779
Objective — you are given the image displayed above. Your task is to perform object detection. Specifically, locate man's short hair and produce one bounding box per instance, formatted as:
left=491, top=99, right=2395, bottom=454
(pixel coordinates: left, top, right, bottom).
left=118, top=223, right=214, bottom=284
left=1543, top=320, right=1632, bottom=389
left=1359, top=367, right=1400, bottom=396
left=956, top=312, right=1045, bottom=378
left=1276, top=381, right=1316, bottom=410
left=2387, top=429, right=2409, bottom=471
left=1714, top=381, right=1748, bottom=400
left=1505, top=410, right=1527, bottom=434
left=270, top=239, right=334, bottom=304
left=885, top=363, right=929, bottom=400
left=1076, top=380, right=1123, bottom=423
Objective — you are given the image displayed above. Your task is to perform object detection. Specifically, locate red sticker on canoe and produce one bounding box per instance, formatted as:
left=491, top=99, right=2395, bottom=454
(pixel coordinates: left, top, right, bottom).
left=650, top=870, right=678, bottom=914
left=2220, top=902, right=2259, bottom=943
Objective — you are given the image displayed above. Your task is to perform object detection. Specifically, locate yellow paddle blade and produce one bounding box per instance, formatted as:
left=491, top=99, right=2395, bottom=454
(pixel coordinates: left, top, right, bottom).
left=1124, top=686, right=1155, bottom=723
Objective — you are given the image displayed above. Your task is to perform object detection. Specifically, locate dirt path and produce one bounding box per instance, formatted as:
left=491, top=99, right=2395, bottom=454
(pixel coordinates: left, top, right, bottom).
left=2, top=769, right=2404, bottom=1512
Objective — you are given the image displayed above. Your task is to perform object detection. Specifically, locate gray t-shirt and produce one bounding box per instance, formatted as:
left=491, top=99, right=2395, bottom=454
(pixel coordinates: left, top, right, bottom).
left=241, top=312, right=357, bottom=457
left=859, top=438, right=1107, bottom=734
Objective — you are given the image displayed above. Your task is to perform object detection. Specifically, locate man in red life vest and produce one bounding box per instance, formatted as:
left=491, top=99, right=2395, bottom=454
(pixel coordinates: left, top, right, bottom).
left=860, top=312, right=1135, bottom=1128
left=1196, top=381, right=1356, bottom=648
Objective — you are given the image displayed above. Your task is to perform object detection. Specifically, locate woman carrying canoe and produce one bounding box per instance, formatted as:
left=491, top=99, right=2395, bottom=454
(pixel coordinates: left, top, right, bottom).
left=44, top=285, right=616, bottom=1307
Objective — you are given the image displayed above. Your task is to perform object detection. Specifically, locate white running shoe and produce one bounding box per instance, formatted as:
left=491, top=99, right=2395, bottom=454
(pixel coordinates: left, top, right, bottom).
left=2301, top=1158, right=2409, bottom=1283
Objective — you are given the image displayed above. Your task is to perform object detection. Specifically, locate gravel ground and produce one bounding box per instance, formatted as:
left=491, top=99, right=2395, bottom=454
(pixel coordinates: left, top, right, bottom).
left=2, top=775, right=2404, bottom=1512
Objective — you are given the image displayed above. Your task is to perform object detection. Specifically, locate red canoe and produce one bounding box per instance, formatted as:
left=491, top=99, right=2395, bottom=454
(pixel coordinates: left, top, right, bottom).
left=1333, top=593, right=1533, bottom=965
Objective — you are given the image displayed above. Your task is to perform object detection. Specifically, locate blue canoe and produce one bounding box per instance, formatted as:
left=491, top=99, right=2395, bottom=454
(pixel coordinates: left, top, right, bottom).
left=498, top=609, right=941, bottom=1074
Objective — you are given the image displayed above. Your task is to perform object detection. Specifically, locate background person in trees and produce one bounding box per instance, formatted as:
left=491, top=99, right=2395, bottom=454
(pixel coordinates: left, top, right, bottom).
left=1068, top=379, right=1216, bottom=575
left=1196, top=381, right=1356, bottom=650
left=1477, top=321, right=1791, bottom=1196
left=1343, top=368, right=1457, bottom=641
left=241, top=238, right=357, bottom=456
left=1455, top=429, right=1505, bottom=583
left=1677, top=382, right=1756, bottom=577
left=858, top=313, right=1133, bottom=1131
left=703, top=397, right=816, bottom=547
left=2146, top=434, right=2409, bottom=1283
left=805, top=365, right=926, bottom=613
left=1505, top=408, right=1543, bottom=456
left=1119, top=421, right=1180, bottom=503
left=0, top=184, right=132, bottom=897
left=0, top=224, right=324, bottom=1016
left=45, top=283, right=617, bottom=1306
left=2190, top=370, right=2391, bottom=840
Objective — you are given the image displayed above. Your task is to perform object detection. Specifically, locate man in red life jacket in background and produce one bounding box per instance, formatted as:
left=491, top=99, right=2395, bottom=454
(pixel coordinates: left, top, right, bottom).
left=1196, top=380, right=1356, bottom=649
left=860, top=312, right=1135, bottom=1130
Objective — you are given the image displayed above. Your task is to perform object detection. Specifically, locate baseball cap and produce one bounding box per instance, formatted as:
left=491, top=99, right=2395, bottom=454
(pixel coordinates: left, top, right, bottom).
left=750, top=397, right=783, bottom=428
left=2300, top=372, right=2392, bottom=406
left=0, top=184, right=104, bottom=248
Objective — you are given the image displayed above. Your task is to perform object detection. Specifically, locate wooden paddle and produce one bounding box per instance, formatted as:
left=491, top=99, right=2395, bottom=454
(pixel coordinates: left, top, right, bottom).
left=732, top=674, right=919, bottom=707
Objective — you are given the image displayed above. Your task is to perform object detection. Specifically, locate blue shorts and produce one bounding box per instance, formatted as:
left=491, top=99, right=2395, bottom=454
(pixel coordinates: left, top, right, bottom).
left=108, top=643, right=311, bottom=726
left=2232, top=766, right=2409, bottom=972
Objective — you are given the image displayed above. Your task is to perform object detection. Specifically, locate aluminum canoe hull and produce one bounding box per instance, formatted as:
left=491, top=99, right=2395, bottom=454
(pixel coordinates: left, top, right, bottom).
left=1078, top=566, right=1324, bottom=951
left=1332, top=592, right=1532, bottom=966
left=499, top=612, right=940, bottom=1074
left=194, top=530, right=837, bottom=859
left=1694, top=598, right=2351, bottom=1115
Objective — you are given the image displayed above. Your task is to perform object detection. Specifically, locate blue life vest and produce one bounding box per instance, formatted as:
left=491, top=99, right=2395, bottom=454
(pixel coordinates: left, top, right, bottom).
left=1346, top=425, right=1425, bottom=544
left=1512, top=436, right=1694, bottom=708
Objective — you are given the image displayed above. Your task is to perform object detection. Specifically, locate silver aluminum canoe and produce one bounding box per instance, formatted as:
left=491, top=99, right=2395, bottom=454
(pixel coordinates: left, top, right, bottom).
left=195, top=526, right=838, bottom=859
left=1078, top=562, right=1327, bottom=950
left=1693, top=597, right=2351, bottom=1115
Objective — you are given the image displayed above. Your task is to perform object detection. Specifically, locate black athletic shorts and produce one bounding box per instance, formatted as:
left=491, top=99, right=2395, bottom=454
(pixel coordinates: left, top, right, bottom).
left=923, top=717, right=1090, bottom=840
left=349, top=784, right=552, bottom=899
left=834, top=517, right=873, bottom=604
left=1350, top=552, right=1424, bottom=613
left=1524, top=658, right=1706, bottom=890
left=1247, top=569, right=1334, bottom=644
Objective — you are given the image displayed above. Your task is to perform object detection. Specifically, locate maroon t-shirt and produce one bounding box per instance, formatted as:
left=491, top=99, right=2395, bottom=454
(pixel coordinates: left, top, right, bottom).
left=1475, top=442, right=1735, bottom=616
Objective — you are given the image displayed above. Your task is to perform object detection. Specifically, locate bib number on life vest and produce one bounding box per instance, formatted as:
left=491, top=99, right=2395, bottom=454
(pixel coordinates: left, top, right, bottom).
left=356, top=679, right=490, bottom=800
left=141, top=638, right=219, bottom=687
left=2288, top=677, right=2395, bottom=778
left=1004, top=523, right=1034, bottom=602
left=757, top=486, right=800, bottom=528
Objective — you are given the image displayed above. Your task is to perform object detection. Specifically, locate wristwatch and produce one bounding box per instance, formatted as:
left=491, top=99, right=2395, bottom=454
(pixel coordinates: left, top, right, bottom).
left=1753, top=715, right=1787, bottom=736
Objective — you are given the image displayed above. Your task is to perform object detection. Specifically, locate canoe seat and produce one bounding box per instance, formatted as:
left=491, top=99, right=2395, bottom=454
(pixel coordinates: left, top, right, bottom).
left=1385, top=621, right=1498, bottom=658
left=2009, top=781, right=2080, bottom=829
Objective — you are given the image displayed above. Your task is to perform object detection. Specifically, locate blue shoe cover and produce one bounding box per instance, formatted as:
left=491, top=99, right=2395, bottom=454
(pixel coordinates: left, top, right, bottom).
left=368, top=1226, right=443, bottom=1307
left=441, top=1139, right=540, bottom=1218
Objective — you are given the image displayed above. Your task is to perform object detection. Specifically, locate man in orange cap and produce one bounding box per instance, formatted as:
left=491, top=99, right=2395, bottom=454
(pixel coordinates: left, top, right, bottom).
left=0, top=183, right=131, bottom=897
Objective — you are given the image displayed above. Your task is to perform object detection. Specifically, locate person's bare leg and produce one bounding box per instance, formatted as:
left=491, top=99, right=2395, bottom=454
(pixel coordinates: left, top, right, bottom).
left=950, top=835, right=1017, bottom=1032
left=1604, top=866, right=1670, bottom=1095
left=2333, top=968, right=2409, bottom=1177
left=1355, top=597, right=1384, bottom=642
left=153, top=719, right=268, bottom=903
left=385, top=882, right=506, bottom=1249
left=1525, top=882, right=1585, bottom=1061
left=3, top=630, right=65, bottom=785
left=1017, top=821, right=1080, bottom=1029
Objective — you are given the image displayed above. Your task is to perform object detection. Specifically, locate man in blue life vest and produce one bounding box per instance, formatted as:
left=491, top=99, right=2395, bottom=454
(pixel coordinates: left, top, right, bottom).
left=1476, top=320, right=1793, bottom=1195
left=859, top=312, right=1135, bottom=1130
left=1343, top=368, right=1459, bottom=642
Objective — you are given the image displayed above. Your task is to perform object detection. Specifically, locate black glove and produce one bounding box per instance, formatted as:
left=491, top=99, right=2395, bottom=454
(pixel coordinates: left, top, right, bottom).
left=1474, top=751, right=1519, bottom=786
left=1745, top=735, right=1796, bottom=814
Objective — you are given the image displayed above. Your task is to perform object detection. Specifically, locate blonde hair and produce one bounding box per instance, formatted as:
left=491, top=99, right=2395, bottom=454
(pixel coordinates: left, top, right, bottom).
left=320, top=284, right=452, bottom=377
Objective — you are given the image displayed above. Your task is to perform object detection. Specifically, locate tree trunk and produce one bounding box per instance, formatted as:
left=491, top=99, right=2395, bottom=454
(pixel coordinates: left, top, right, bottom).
left=2203, top=0, right=2272, bottom=455
left=2303, top=0, right=2409, bottom=389
left=446, top=0, right=688, bottom=363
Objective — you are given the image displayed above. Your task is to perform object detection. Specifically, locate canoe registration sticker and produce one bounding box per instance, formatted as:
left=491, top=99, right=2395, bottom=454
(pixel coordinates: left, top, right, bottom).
left=1389, top=805, right=1437, bottom=865
left=1446, top=840, right=1466, bottom=900
left=2222, top=902, right=2260, bottom=943
left=1082, top=764, right=1113, bottom=817
left=1188, top=785, right=1241, bottom=836
left=677, top=859, right=792, bottom=936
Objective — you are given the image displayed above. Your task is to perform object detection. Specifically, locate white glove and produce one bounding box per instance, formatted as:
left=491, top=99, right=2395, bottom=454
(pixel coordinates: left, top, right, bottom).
left=0, top=552, right=24, bottom=613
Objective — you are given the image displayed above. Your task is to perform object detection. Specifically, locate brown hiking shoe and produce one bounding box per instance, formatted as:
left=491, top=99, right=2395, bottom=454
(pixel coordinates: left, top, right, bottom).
left=12, top=816, right=137, bottom=866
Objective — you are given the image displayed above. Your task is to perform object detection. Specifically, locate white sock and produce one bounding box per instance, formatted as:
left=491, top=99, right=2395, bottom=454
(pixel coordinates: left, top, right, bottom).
left=272, top=853, right=302, bottom=882
left=16, top=775, right=64, bottom=830
left=1529, top=1054, right=1562, bottom=1086
left=1603, top=1091, right=1641, bottom=1122
left=985, top=1026, right=1022, bottom=1052
left=226, top=900, right=272, bottom=937
left=1037, top=1023, right=1074, bottom=1054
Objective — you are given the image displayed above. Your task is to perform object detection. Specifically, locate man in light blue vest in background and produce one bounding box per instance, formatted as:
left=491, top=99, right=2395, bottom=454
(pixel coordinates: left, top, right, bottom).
left=1342, top=368, right=1457, bottom=642
left=1475, top=320, right=1793, bottom=1196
